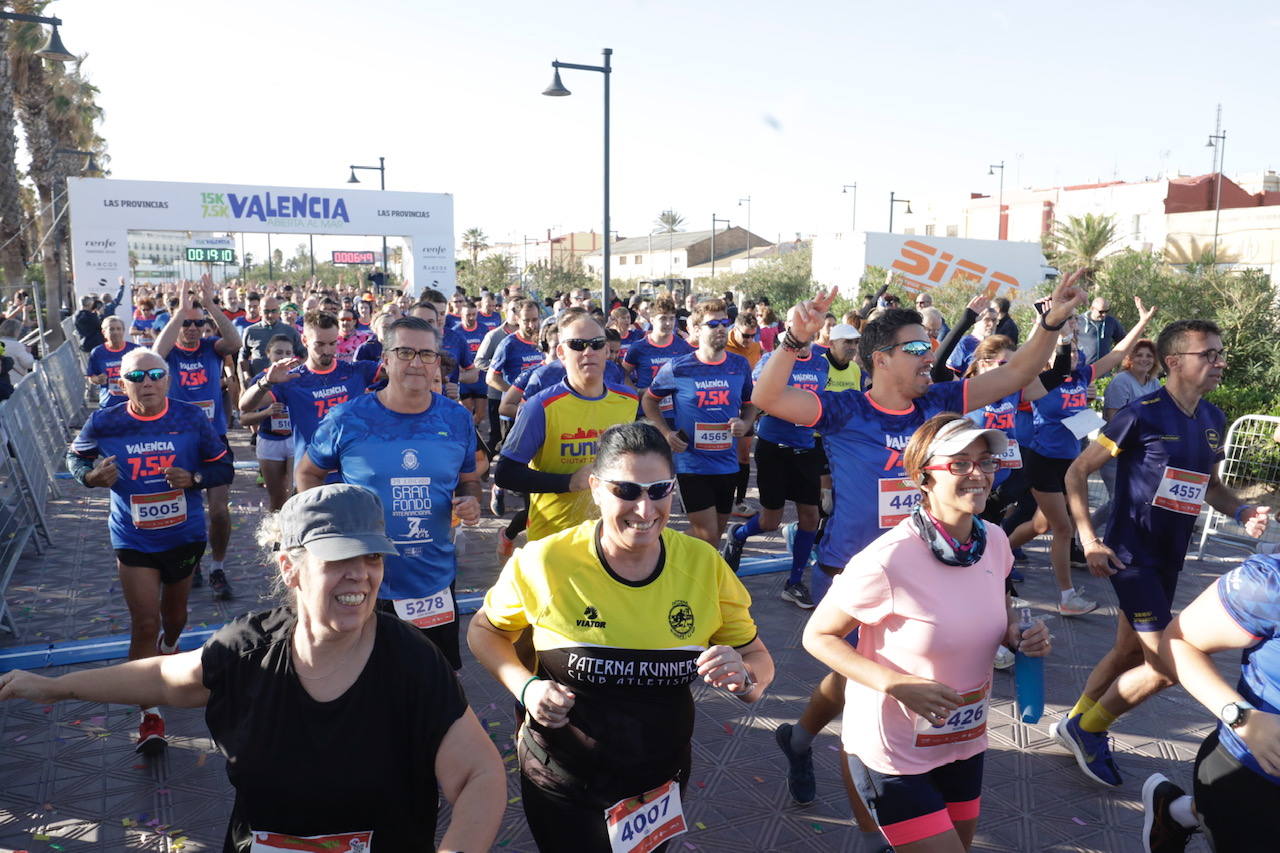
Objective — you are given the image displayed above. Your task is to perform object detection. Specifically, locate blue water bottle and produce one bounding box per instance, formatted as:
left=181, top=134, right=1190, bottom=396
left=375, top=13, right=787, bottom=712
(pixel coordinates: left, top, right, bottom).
left=1014, top=607, right=1044, bottom=724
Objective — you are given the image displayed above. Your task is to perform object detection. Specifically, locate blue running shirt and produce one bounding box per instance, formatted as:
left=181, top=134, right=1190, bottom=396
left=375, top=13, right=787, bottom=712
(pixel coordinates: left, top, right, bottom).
left=648, top=351, right=754, bottom=475
left=71, top=400, right=227, bottom=551
left=166, top=338, right=227, bottom=429
left=965, top=390, right=1023, bottom=488
left=617, top=327, right=646, bottom=362
left=455, top=322, right=489, bottom=396
left=439, top=326, right=475, bottom=384
left=1030, top=366, right=1096, bottom=459
left=625, top=335, right=694, bottom=419
left=248, top=370, right=293, bottom=442
left=1216, top=555, right=1280, bottom=784
left=1096, top=388, right=1225, bottom=572
left=752, top=351, right=829, bottom=449
left=85, top=341, right=139, bottom=408
left=812, top=381, right=968, bottom=567
left=307, top=392, right=477, bottom=600
left=266, top=360, right=381, bottom=454
left=476, top=311, right=503, bottom=335
left=490, top=332, right=545, bottom=386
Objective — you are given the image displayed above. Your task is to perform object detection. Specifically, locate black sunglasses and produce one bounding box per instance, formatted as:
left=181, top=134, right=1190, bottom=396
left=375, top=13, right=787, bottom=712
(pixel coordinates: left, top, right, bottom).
left=601, top=478, right=677, bottom=501
left=181, top=319, right=205, bottom=328
left=122, top=368, right=168, bottom=383
left=564, top=337, right=607, bottom=352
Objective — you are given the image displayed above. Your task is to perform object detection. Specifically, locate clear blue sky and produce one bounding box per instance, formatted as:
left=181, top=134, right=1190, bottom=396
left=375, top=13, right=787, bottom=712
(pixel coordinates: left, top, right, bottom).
left=48, top=0, right=1280, bottom=249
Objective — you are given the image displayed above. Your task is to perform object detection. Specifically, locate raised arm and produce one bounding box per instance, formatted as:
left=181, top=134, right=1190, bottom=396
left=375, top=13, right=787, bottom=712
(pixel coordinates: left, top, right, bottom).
left=752, top=290, right=839, bottom=426
left=151, top=283, right=190, bottom=358
left=931, top=294, right=987, bottom=383
left=1090, top=297, right=1156, bottom=378
left=200, top=275, right=242, bottom=357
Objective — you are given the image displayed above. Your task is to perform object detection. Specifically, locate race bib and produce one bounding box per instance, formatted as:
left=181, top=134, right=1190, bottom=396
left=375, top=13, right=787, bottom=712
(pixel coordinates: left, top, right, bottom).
left=693, top=422, right=732, bottom=452
left=269, top=411, right=292, bottom=433
left=130, top=490, right=187, bottom=530
left=250, top=830, right=372, bottom=852
left=658, top=395, right=674, bottom=413
left=392, top=587, right=455, bottom=629
left=878, top=478, right=920, bottom=528
left=1061, top=408, right=1105, bottom=439
left=1152, top=465, right=1209, bottom=516
left=107, top=376, right=123, bottom=396
left=999, top=438, right=1022, bottom=469
left=605, top=779, right=687, bottom=853
left=193, top=399, right=216, bottom=421
left=914, top=682, right=989, bottom=748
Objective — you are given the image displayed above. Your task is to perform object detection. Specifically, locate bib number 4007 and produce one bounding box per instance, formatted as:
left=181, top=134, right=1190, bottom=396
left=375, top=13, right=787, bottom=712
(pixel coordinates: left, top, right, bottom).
left=605, top=780, right=686, bottom=853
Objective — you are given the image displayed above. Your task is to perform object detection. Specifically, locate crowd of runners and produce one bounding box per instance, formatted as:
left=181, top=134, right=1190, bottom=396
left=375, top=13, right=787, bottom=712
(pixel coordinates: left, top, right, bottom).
left=0, top=270, right=1276, bottom=853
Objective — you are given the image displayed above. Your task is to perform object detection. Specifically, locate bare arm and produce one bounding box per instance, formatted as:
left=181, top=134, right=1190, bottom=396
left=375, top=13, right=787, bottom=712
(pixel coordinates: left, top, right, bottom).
left=498, top=384, right=523, bottom=419
left=294, top=452, right=331, bottom=492
left=151, top=285, right=188, bottom=358
left=1090, top=298, right=1156, bottom=378
left=0, top=650, right=209, bottom=709
left=486, top=367, right=510, bottom=394
left=434, top=709, right=505, bottom=853
left=752, top=291, right=839, bottom=425
left=1206, top=473, right=1271, bottom=537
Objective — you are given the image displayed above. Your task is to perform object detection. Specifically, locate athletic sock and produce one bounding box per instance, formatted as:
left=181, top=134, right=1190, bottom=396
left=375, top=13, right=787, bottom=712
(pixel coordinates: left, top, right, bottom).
left=141, top=706, right=161, bottom=719
left=789, top=529, right=817, bottom=585
left=789, top=723, right=817, bottom=754
left=1059, top=587, right=1076, bottom=606
left=1078, top=702, right=1119, bottom=734
left=735, top=464, right=750, bottom=504
left=733, top=515, right=763, bottom=542
left=158, top=635, right=179, bottom=654
left=210, top=559, right=225, bottom=573
left=1068, top=694, right=1097, bottom=720
left=1169, top=794, right=1198, bottom=828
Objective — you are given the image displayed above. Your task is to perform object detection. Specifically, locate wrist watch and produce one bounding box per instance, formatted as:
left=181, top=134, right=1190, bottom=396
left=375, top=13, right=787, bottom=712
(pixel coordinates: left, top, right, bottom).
left=258, top=376, right=272, bottom=390
left=1220, top=701, right=1254, bottom=729
left=192, top=472, right=204, bottom=488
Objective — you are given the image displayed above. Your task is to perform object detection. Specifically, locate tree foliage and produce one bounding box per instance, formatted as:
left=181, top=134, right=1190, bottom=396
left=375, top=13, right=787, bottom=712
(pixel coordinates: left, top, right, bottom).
left=1048, top=213, right=1119, bottom=276
left=653, top=209, right=685, bottom=234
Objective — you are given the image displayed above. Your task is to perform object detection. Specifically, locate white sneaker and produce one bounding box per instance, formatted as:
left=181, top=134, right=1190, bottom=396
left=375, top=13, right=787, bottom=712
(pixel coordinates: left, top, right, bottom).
left=993, top=645, right=1015, bottom=670
left=1059, top=591, right=1098, bottom=617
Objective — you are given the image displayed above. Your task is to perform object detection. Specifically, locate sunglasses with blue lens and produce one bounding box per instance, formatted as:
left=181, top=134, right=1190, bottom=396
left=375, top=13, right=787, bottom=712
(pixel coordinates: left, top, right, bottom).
left=877, top=340, right=932, bottom=357
left=122, top=368, right=168, bottom=383
left=701, top=317, right=733, bottom=329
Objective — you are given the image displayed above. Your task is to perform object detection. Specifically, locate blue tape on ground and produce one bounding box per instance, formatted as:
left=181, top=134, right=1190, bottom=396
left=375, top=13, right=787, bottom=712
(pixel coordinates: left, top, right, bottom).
left=0, top=560, right=791, bottom=672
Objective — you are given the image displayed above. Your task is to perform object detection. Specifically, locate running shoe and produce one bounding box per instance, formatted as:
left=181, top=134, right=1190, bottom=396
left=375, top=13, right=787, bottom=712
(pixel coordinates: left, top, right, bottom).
left=135, top=712, right=167, bottom=755
left=1059, top=590, right=1098, bottom=617
left=191, top=567, right=204, bottom=589
left=156, top=633, right=180, bottom=655
left=497, top=531, right=516, bottom=560
left=490, top=487, right=506, bottom=517
left=1070, top=540, right=1089, bottom=568
left=209, top=569, right=233, bottom=601
left=1009, top=596, right=1030, bottom=610
left=1142, top=772, right=1198, bottom=853
left=255, top=472, right=265, bottom=487
left=1050, top=714, right=1122, bottom=787
left=731, top=501, right=758, bottom=519
left=780, top=581, right=815, bottom=609
left=993, top=645, right=1015, bottom=670
left=720, top=523, right=746, bottom=572
left=773, top=723, right=816, bottom=805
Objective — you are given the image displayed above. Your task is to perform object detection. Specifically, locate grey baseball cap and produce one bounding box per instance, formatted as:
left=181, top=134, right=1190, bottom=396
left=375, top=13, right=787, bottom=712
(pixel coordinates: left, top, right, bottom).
left=278, top=484, right=398, bottom=561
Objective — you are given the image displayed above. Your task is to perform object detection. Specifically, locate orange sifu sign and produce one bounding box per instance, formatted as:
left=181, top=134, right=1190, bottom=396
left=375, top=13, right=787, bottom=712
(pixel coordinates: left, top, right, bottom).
left=890, top=239, right=1021, bottom=298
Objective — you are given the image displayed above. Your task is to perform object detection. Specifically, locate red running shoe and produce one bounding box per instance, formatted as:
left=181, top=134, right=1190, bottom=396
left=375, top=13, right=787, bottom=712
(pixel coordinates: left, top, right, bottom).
left=135, top=712, right=167, bottom=755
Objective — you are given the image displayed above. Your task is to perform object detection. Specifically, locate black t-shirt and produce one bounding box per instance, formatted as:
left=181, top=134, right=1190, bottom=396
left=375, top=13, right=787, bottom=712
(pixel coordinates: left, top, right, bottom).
left=202, top=608, right=468, bottom=852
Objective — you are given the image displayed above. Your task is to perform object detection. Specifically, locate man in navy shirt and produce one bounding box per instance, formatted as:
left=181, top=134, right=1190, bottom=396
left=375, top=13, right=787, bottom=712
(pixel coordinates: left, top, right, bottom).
left=1059, top=319, right=1271, bottom=787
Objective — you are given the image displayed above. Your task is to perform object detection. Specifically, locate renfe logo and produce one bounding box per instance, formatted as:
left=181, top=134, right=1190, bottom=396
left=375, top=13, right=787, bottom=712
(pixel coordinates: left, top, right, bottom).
left=200, top=191, right=350, bottom=223
left=891, top=240, right=1020, bottom=297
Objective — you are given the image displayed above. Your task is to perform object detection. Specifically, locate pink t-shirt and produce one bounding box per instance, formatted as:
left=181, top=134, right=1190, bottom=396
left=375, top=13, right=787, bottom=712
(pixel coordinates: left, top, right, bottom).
left=830, top=518, right=1012, bottom=775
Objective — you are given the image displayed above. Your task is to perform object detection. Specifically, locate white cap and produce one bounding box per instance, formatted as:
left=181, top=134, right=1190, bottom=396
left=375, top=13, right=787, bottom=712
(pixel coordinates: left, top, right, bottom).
left=925, top=417, right=1009, bottom=458
left=829, top=323, right=861, bottom=341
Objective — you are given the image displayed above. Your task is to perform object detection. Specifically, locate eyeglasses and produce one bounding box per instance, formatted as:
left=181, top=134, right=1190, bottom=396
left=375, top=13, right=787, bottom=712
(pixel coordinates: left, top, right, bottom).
left=877, top=340, right=932, bottom=357
left=600, top=478, right=677, bottom=501
left=923, top=457, right=1001, bottom=475
left=563, top=336, right=607, bottom=352
left=389, top=347, right=441, bottom=364
left=122, top=368, right=168, bottom=383
left=180, top=319, right=205, bottom=328
left=700, top=318, right=733, bottom=329
left=1173, top=349, right=1228, bottom=365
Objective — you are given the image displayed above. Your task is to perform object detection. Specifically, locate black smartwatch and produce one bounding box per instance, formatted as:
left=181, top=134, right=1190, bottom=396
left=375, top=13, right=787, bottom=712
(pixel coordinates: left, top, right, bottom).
left=1220, top=701, right=1253, bottom=729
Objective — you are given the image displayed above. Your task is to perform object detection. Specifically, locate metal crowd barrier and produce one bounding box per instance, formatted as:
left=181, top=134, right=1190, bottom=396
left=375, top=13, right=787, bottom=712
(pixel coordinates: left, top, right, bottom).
left=1196, top=413, right=1280, bottom=557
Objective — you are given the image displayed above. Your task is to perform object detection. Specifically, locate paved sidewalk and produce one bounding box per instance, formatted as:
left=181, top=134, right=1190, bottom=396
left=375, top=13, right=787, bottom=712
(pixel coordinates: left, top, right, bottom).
left=0, top=433, right=1246, bottom=851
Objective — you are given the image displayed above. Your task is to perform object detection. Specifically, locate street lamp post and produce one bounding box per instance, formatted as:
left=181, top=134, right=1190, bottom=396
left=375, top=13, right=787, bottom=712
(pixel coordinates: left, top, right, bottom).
left=710, top=215, right=730, bottom=280
left=543, top=48, right=613, bottom=309
left=1206, top=128, right=1227, bottom=265
left=888, top=192, right=912, bottom=234
left=738, top=196, right=751, bottom=272
left=347, top=157, right=388, bottom=292
left=0, top=10, right=75, bottom=61
left=841, top=183, right=858, bottom=233
left=988, top=161, right=1005, bottom=239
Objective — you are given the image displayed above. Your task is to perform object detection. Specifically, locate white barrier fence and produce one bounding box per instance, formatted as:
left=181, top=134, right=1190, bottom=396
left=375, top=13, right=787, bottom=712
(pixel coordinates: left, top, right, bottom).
left=1196, top=414, right=1280, bottom=557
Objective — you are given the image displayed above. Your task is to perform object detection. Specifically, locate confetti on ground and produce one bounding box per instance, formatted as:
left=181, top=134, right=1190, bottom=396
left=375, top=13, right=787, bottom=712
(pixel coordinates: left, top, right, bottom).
left=121, top=818, right=136, bottom=827
left=721, top=723, right=732, bottom=734
left=810, top=823, right=823, bottom=833
left=89, top=715, right=105, bottom=724
left=753, top=776, right=764, bottom=783
left=132, top=764, right=146, bottom=770
left=488, top=721, right=500, bottom=728
left=195, top=754, right=208, bottom=767
left=694, top=822, right=706, bottom=830
left=31, top=835, right=50, bottom=842
left=155, top=788, right=170, bottom=795
left=507, top=797, right=521, bottom=804
left=827, top=744, right=840, bottom=751
left=1072, top=817, right=1087, bottom=826
left=696, top=781, right=706, bottom=788
left=13, top=734, right=26, bottom=742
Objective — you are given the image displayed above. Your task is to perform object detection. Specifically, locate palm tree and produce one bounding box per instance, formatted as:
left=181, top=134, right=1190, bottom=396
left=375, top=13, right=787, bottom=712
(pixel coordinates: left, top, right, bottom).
left=461, top=227, right=488, bottom=267
left=1049, top=213, right=1118, bottom=276
left=654, top=209, right=685, bottom=233
left=0, top=19, right=29, bottom=298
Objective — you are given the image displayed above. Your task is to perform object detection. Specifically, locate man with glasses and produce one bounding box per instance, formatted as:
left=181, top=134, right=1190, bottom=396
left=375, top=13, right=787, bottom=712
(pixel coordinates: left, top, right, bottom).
left=66, top=347, right=233, bottom=754
left=751, top=275, right=1087, bottom=820
left=240, top=295, right=304, bottom=380
left=1079, top=297, right=1126, bottom=364
left=154, top=277, right=242, bottom=599
left=644, top=299, right=758, bottom=547
left=914, top=291, right=949, bottom=340
left=1056, top=319, right=1271, bottom=788
left=298, top=317, right=481, bottom=670
left=496, top=311, right=637, bottom=542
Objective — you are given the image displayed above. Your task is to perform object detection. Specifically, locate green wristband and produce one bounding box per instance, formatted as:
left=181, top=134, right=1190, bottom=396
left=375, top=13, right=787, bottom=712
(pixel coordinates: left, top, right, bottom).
left=519, top=675, right=542, bottom=707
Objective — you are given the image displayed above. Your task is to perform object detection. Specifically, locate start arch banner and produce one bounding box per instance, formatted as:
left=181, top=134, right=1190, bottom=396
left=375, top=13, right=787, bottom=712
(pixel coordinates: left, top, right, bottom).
left=66, top=177, right=454, bottom=304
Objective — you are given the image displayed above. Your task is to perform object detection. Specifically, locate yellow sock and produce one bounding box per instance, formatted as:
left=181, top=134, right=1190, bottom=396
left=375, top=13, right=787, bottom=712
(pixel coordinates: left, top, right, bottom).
left=1079, top=702, right=1119, bottom=733
left=1068, top=695, right=1097, bottom=720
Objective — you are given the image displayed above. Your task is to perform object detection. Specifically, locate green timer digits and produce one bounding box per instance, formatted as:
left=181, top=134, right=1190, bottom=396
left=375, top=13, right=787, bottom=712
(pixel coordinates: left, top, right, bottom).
left=185, top=247, right=236, bottom=263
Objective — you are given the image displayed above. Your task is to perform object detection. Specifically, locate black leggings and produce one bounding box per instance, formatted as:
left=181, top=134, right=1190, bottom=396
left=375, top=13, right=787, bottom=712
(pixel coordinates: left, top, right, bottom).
left=1194, top=727, right=1280, bottom=852
left=486, top=397, right=502, bottom=454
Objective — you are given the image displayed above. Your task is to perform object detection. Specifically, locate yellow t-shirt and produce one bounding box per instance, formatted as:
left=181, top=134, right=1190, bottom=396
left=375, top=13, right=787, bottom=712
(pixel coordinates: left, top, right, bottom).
left=483, top=520, right=758, bottom=777
left=824, top=356, right=862, bottom=393
left=501, top=380, right=639, bottom=540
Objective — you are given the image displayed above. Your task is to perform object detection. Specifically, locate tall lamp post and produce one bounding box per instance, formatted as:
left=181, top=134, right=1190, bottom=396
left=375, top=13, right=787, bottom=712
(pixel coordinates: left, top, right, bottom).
left=888, top=192, right=912, bottom=233
left=0, top=10, right=75, bottom=60
left=988, top=161, right=1005, bottom=239
left=737, top=196, right=752, bottom=272
left=543, top=48, right=613, bottom=309
left=347, top=157, right=388, bottom=291
left=1206, top=124, right=1227, bottom=265
left=710, top=215, right=730, bottom=280
left=841, top=183, right=858, bottom=233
